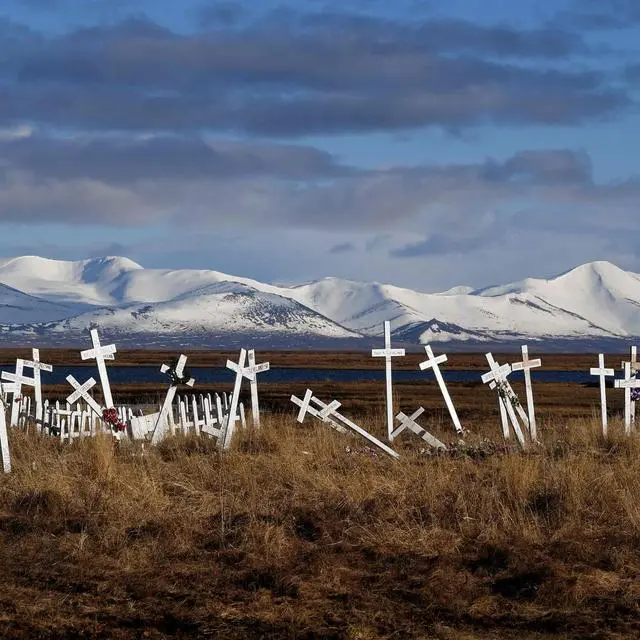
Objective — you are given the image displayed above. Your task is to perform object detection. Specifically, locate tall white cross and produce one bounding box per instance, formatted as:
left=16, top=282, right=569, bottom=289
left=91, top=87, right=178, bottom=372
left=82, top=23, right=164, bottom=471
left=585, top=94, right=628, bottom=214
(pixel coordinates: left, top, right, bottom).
left=621, top=346, right=638, bottom=425
left=1, top=359, right=36, bottom=426
left=0, top=393, right=10, bottom=473
left=242, top=350, right=270, bottom=427
left=66, top=375, right=103, bottom=417
left=291, top=388, right=400, bottom=459
left=220, top=349, right=248, bottom=450
left=391, top=407, right=447, bottom=450
left=151, top=354, right=196, bottom=445
left=80, top=329, right=116, bottom=409
left=590, top=354, right=614, bottom=436
left=614, top=363, right=640, bottom=436
left=481, top=353, right=527, bottom=448
left=371, top=321, right=405, bottom=440
left=511, top=345, right=542, bottom=442
left=418, top=345, right=463, bottom=434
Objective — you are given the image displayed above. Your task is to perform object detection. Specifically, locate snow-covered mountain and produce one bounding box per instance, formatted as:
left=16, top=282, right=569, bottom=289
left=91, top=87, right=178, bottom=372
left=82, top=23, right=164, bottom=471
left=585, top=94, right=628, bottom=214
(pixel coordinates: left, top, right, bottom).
left=0, top=255, right=638, bottom=348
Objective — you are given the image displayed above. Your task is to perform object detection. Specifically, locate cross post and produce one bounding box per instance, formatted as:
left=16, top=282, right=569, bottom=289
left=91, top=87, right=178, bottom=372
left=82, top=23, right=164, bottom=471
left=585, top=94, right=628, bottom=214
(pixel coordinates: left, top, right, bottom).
left=511, top=345, right=542, bottom=442
left=80, top=329, right=116, bottom=409
left=418, top=345, right=463, bottom=434
left=371, top=321, right=405, bottom=441
left=590, top=354, right=614, bottom=436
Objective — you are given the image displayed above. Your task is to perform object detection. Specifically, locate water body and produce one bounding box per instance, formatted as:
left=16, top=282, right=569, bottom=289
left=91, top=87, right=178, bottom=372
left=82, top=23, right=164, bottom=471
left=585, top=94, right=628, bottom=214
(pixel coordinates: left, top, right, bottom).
left=17, top=366, right=610, bottom=385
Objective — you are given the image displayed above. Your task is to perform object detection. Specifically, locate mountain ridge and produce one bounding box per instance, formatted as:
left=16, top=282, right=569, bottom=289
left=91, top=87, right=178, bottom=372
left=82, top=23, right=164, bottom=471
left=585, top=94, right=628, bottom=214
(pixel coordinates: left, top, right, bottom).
left=0, top=256, right=638, bottom=349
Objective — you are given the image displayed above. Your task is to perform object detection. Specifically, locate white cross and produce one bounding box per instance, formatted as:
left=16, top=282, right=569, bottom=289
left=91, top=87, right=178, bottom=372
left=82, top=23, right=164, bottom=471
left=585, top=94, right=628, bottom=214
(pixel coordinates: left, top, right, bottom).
left=22, top=348, right=53, bottom=421
left=65, top=375, right=103, bottom=417
left=418, top=345, right=464, bottom=434
left=621, top=346, right=638, bottom=425
left=151, top=354, right=196, bottom=445
left=590, top=354, right=614, bottom=436
left=291, top=389, right=400, bottom=459
left=391, top=407, right=447, bottom=450
left=291, top=389, right=347, bottom=433
left=615, top=363, right=640, bottom=436
left=220, top=349, right=248, bottom=450
left=372, top=321, right=405, bottom=441
left=1, top=359, right=36, bottom=426
left=511, top=345, right=542, bottom=442
left=0, top=391, right=10, bottom=473
left=80, top=329, right=116, bottom=409
left=242, top=350, right=270, bottom=428
left=481, top=353, right=528, bottom=448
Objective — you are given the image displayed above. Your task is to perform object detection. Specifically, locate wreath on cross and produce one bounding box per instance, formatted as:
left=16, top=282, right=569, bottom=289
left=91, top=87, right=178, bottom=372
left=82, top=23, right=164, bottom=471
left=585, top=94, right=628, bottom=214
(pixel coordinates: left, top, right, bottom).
left=166, top=358, right=193, bottom=386
left=102, top=407, right=126, bottom=432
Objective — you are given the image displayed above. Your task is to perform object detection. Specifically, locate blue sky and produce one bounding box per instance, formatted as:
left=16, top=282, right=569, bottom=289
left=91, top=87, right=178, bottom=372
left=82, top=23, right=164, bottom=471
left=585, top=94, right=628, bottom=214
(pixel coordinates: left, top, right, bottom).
left=0, top=0, right=639, bottom=291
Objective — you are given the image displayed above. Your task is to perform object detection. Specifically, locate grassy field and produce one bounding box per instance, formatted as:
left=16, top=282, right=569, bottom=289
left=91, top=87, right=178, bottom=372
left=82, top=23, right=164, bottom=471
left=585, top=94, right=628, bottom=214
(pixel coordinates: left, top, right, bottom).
left=1, top=409, right=640, bottom=639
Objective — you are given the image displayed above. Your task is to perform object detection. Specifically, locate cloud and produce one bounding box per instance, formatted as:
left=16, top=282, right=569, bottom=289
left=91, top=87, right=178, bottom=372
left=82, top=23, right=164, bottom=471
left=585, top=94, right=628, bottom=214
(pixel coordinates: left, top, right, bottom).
left=0, top=13, right=632, bottom=137
left=328, top=242, right=357, bottom=254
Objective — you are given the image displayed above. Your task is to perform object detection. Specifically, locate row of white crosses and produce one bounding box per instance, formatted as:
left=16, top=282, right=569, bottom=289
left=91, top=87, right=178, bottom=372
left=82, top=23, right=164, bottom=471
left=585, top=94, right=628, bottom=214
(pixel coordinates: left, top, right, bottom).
left=481, top=347, right=541, bottom=448
left=592, top=347, right=640, bottom=436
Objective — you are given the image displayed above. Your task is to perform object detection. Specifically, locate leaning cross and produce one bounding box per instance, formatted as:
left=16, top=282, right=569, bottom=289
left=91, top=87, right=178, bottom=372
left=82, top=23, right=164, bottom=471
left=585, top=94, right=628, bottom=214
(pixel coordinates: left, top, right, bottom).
left=391, top=407, right=447, bottom=450
left=511, top=345, right=542, bottom=442
left=418, top=345, right=463, bottom=434
left=80, top=329, right=116, bottom=409
left=481, top=354, right=527, bottom=448
left=1, top=359, right=36, bottom=426
left=590, top=354, right=614, bottom=436
left=65, top=375, right=103, bottom=417
left=372, top=321, right=405, bottom=441
left=151, top=354, right=196, bottom=445
left=291, top=389, right=347, bottom=433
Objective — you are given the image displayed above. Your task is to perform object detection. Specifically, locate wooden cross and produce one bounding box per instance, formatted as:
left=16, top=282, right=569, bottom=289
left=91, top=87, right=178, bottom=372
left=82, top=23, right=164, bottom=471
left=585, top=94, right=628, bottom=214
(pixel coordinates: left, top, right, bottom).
left=590, top=354, right=614, bottom=436
left=371, top=321, right=405, bottom=441
left=418, top=345, right=463, bottom=434
left=242, top=350, right=270, bottom=427
left=481, top=353, right=527, bottom=448
left=1, top=359, right=36, bottom=426
left=621, top=346, right=638, bottom=425
left=219, top=349, right=248, bottom=450
left=151, top=354, right=195, bottom=445
left=80, top=329, right=116, bottom=409
left=511, top=345, right=542, bottom=442
left=291, top=389, right=400, bottom=459
left=66, top=375, right=103, bottom=417
left=391, top=407, right=447, bottom=450
left=291, top=389, right=347, bottom=433
left=22, top=349, right=53, bottom=406
left=0, top=393, right=10, bottom=473
left=614, top=363, right=640, bottom=436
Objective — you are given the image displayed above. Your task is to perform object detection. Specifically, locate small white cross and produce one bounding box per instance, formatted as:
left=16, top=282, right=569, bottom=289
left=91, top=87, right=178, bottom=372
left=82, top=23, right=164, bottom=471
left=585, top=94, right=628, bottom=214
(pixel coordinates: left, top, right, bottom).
left=66, top=375, right=103, bottom=417
left=291, top=390, right=346, bottom=433
left=2, top=359, right=36, bottom=426
left=152, top=354, right=196, bottom=444
left=511, top=345, right=542, bottom=442
left=80, top=329, right=116, bottom=409
left=372, top=321, right=405, bottom=441
left=418, top=345, right=464, bottom=434
left=391, top=407, right=447, bottom=450
left=590, top=354, right=614, bottom=436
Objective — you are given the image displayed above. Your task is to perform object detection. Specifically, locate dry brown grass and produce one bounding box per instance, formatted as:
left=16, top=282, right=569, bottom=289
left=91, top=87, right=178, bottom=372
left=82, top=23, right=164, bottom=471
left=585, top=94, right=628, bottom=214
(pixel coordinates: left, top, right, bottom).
left=1, top=413, right=640, bottom=639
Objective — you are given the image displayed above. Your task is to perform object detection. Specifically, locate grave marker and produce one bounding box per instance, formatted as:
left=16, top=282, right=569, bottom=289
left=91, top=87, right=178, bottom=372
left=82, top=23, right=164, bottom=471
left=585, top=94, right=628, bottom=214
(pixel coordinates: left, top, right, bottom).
left=614, top=363, right=640, bottom=435
left=291, top=389, right=400, bottom=459
left=590, top=354, right=614, bottom=436
left=391, top=407, right=447, bottom=450
left=239, top=349, right=270, bottom=427
left=621, top=346, right=638, bottom=425
left=220, top=349, right=247, bottom=450
left=0, top=395, right=10, bottom=473
left=418, top=345, right=463, bottom=434
left=372, top=321, right=405, bottom=440
left=511, top=345, right=542, bottom=442
left=151, top=355, right=195, bottom=445
left=80, top=329, right=116, bottom=409
left=66, top=375, right=103, bottom=417
left=1, top=359, right=35, bottom=426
